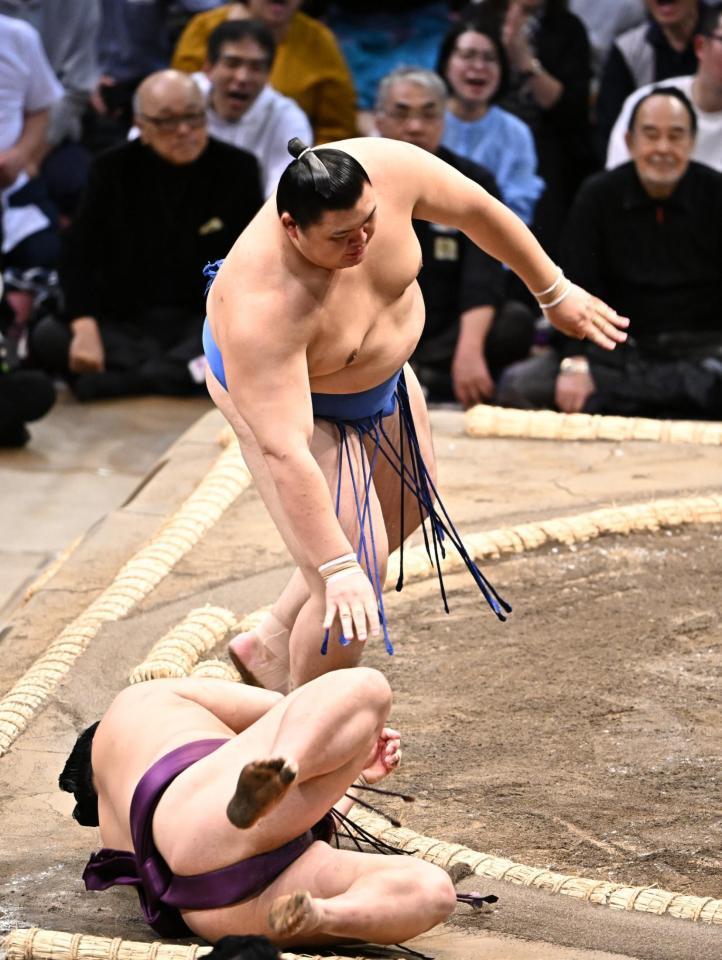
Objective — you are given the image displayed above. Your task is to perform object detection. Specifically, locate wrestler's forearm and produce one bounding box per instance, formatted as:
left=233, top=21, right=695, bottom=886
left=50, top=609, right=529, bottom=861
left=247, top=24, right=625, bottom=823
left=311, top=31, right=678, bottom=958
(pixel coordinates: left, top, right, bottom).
left=462, top=194, right=558, bottom=293
left=264, top=448, right=354, bottom=568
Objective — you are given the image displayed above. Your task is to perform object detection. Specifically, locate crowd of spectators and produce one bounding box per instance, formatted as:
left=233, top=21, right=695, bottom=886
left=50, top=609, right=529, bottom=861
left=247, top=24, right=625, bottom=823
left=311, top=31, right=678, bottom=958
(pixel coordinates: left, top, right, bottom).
left=1, top=0, right=721, bottom=445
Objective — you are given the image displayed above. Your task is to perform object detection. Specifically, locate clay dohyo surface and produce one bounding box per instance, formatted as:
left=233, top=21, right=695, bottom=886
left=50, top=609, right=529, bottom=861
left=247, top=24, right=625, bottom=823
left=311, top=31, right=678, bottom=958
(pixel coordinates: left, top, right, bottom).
left=363, top=524, right=722, bottom=914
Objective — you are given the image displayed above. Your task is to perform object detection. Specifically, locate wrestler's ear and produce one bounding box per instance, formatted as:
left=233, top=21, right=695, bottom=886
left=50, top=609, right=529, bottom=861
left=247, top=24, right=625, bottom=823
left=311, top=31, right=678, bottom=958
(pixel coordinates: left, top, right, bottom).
left=280, top=212, right=299, bottom=241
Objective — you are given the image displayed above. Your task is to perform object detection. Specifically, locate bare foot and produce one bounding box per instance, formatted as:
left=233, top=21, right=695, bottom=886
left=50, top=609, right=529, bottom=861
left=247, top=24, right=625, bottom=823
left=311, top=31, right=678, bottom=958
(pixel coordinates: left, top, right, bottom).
left=228, top=625, right=290, bottom=694
left=226, top=757, right=297, bottom=828
left=268, top=890, right=322, bottom=939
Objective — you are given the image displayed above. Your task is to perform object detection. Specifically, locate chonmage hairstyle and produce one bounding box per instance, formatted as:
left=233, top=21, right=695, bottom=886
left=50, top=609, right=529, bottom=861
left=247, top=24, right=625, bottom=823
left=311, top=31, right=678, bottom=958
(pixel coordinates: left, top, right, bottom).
left=276, top=138, right=371, bottom=230
left=59, top=721, right=100, bottom=827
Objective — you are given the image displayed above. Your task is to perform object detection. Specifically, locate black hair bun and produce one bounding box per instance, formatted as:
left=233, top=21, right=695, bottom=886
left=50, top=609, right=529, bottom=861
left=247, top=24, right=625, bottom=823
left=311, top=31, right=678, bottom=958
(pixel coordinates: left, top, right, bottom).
left=59, top=721, right=101, bottom=827
left=287, top=137, right=309, bottom=159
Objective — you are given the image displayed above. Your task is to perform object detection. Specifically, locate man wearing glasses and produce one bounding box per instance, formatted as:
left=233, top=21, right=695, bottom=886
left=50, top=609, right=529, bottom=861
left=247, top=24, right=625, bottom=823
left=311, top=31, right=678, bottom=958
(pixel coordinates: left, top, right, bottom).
left=31, top=70, right=263, bottom=401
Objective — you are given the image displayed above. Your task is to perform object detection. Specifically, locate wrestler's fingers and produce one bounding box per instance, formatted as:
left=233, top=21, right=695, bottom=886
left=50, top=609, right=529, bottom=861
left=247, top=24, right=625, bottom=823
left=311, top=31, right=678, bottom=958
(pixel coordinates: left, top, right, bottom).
left=338, top=603, right=354, bottom=638
left=351, top=602, right=367, bottom=642
left=585, top=318, right=625, bottom=351
left=364, top=595, right=381, bottom=636
left=381, top=726, right=401, bottom=740
left=322, top=601, right=337, bottom=631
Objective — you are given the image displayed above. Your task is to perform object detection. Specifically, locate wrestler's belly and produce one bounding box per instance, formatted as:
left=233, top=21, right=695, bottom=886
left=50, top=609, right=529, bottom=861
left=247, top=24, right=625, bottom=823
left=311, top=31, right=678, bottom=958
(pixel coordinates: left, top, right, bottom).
left=306, top=282, right=425, bottom=394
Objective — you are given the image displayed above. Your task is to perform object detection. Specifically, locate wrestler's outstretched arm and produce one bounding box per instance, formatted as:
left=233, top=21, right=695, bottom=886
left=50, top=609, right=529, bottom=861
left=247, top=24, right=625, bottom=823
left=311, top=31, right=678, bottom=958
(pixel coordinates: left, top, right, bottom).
left=385, top=140, right=629, bottom=350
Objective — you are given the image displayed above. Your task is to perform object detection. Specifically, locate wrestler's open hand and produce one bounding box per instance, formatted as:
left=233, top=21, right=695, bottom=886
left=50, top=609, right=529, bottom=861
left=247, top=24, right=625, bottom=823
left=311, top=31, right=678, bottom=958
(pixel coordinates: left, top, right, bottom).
left=323, top=568, right=380, bottom=643
left=544, top=285, right=629, bottom=351
left=362, top=727, right=402, bottom=784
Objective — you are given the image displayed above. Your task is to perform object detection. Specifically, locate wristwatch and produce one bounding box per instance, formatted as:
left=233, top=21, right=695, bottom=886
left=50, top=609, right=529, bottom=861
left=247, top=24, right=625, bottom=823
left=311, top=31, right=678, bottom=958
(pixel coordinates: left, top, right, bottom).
left=559, top=356, right=590, bottom=376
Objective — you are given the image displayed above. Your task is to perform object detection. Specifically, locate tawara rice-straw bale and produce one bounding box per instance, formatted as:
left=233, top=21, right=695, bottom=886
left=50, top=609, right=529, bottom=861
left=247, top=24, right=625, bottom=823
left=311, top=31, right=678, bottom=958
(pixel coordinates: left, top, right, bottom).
left=348, top=809, right=722, bottom=924
left=0, top=444, right=252, bottom=758
left=190, top=658, right=241, bottom=681
left=128, top=607, right=238, bottom=684
left=384, top=494, right=722, bottom=587
left=465, top=405, right=722, bottom=445
left=0, top=928, right=402, bottom=960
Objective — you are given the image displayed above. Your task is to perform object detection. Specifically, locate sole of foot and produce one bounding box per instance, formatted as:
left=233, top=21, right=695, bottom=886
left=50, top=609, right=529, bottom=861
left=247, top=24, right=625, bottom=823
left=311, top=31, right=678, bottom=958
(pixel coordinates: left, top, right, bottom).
left=226, top=757, right=298, bottom=828
left=228, top=631, right=289, bottom=693
left=268, top=890, right=320, bottom=939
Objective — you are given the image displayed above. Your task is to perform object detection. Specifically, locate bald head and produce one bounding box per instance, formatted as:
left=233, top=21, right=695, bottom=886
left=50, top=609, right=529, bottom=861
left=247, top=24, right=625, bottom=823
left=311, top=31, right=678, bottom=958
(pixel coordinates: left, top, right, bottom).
left=135, top=70, right=209, bottom=166
left=134, top=69, right=204, bottom=116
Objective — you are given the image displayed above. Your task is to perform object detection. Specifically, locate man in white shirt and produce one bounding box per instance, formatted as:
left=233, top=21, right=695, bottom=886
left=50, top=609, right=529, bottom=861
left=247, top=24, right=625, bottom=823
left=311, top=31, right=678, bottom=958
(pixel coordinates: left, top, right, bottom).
left=607, top=3, right=722, bottom=172
left=194, top=18, right=312, bottom=197
left=0, top=13, right=62, bottom=262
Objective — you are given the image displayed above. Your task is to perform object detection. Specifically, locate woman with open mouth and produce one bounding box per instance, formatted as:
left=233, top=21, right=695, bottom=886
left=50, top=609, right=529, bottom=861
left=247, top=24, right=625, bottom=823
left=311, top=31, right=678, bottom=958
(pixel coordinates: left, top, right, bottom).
left=437, top=17, right=545, bottom=225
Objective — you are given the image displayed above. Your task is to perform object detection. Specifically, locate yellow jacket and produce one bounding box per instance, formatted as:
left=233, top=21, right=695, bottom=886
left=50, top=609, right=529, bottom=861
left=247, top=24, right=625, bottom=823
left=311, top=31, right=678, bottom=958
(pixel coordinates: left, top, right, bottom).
left=172, top=6, right=357, bottom=143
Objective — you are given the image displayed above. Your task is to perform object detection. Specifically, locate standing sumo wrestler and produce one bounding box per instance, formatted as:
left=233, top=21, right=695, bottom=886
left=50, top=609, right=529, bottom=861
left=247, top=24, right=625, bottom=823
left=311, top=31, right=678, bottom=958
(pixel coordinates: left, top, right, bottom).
left=204, top=136, right=628, bottom=691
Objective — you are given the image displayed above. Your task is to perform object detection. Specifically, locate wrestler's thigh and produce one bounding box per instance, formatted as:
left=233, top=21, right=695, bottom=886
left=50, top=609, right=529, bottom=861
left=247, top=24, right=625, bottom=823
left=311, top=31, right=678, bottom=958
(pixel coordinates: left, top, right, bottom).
left=311, top=417, right=389, bottom=577
left=367, top=365, right=437, bottom=553
left=182, top=844, right=415, bottom=943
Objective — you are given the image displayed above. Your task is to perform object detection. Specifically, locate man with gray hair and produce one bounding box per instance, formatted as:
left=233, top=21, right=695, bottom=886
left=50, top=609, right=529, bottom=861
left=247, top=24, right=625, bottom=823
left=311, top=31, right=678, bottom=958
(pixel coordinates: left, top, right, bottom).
left=375, top=66, right=534, bottom=408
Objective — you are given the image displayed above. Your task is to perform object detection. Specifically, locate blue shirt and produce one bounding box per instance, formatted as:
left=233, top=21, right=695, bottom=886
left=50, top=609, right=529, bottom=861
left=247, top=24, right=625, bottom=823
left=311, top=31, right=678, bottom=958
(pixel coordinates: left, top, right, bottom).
left=441, top=105, right=545, bottom=225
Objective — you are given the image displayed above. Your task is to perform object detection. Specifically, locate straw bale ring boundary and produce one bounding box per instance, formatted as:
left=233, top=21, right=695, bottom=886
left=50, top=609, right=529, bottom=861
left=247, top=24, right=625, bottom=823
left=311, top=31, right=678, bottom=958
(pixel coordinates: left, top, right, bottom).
left=0, top=928, right=387, bottom=960
left=464, top=405, right=722, bottom=444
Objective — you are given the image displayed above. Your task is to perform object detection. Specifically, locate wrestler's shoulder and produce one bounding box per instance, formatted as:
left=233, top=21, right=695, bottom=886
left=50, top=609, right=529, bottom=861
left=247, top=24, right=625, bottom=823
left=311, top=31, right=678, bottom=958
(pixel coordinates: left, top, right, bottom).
left=321, top=136, right=429, bottom=172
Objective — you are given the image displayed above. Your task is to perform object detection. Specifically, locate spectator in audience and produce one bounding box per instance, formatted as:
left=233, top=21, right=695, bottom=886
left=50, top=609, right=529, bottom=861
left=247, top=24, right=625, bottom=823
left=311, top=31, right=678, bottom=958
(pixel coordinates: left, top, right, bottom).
left=569, top=0, right=646, bottom=83
left=0, top=270, right=55, bottom=447
left=89, top=0, right=215, bottom=148
left=323, top=0, right=451, bottom=118
left=607, top=3, right=722, bottom=172
left=436, top=18, right=544, bottom=225
left=0, top=13, right=63, bottom=330
left=375, top=66, right=534, bottom=406
left=194, top=19, right=311, bottom=196
left=0, top=0, right=100, bottom=167
left=172, top=1, right=357, bottom=143
left=497, top=88, right=722, bottom=420
left=30, top=71, right=263, bottom=402
left=596, top=0, right=704, bottom=155
left=475, top=0, right=593, bottom=257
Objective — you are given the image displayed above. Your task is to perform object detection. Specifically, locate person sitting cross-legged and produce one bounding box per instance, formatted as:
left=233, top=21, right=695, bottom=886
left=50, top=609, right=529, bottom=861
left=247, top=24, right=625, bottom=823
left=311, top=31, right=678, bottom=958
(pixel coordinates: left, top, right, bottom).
left=60, top=668, right=480, bottom=946
left=497, top=87, right=722, bottom=420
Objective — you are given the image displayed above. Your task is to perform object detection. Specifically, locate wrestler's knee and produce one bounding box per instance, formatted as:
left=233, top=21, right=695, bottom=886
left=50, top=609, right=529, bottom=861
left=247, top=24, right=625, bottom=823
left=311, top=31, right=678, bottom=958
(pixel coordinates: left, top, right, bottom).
left=414, top=862, right=457, bottom=925
left=351, top=666, right=392, bottom=712
left=325, top=666, right=391, bottom=718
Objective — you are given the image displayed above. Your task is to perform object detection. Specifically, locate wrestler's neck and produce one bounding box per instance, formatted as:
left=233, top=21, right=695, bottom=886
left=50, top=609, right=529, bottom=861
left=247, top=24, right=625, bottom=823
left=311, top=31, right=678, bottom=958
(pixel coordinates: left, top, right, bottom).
left=449, top=96, right=489, bottom=123
left=280, top=229, right=343, bottom=288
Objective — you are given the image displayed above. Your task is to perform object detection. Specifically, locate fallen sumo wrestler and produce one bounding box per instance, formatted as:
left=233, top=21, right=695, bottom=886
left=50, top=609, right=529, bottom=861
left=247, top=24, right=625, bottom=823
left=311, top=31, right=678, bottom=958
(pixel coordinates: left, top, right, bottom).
left=203, top=136, right=628, bottom=693
left=60, top=669, right=495, bottom=947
